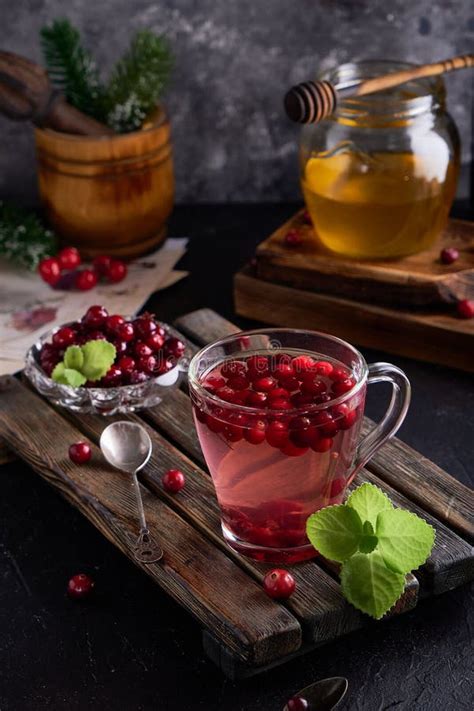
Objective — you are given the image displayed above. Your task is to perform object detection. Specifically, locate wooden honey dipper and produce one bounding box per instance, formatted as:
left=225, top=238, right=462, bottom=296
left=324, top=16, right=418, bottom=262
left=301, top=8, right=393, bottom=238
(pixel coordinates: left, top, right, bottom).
left=284, top=54, right=474, bottom=124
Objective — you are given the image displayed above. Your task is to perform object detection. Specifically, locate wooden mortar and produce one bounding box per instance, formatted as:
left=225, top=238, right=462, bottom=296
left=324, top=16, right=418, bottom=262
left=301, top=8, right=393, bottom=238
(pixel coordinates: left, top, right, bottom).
left=34, top=107, right=174, bottom=259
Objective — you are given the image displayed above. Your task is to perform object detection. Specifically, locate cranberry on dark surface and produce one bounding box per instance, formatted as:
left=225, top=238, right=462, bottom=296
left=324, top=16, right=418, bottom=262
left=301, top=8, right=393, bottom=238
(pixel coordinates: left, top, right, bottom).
left=38, top=257, right=61, bottom=286
left=76, top=269, right=98, bottom=291
left=52, top=327, right=76, bottom=349
left=82, top=305, right=109, bottom=329
left=162, top=469, right=186, bottom=493
left=57, top=247, right=81, bottom=271
left=69, top=442, right=92, bottom=464
left=263, top=569, right=296, bottom=599
left=67, top=573, right=95, bottom=600
left=106, top=259, right=128, bottom=283
left=286, top=696, right=309, bottom=711
left=457, top=299, right=474, bottom=319
left=284, top=229, right=303, bottom=247
left=440, top=246, right=459, bottom=265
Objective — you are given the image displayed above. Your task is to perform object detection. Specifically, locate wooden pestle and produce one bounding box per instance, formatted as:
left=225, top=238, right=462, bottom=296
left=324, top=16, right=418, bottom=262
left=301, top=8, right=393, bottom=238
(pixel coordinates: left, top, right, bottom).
left=0, top=50, right=113, bottom=136
left=285, top=53, right=474, bottom=124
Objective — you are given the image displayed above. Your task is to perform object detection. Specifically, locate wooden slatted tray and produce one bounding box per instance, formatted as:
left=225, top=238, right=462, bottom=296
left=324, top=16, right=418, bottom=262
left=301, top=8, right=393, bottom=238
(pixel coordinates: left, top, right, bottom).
left=0, top=308, right=473, bottom=679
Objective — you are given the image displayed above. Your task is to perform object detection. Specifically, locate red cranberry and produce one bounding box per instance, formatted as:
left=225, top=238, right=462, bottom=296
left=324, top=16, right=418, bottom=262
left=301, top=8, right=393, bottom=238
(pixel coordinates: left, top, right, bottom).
left=215, top=386, right=237, bottom=403
left=440, top=247, right=459, bottom=265
left=280, top=440, right=308, bottom=457
left=57, top=246, right=81, bottom=270
left=332, top=403, right=358, bottom=430
left=332, top=378, right=355, bottom=396
left=286, top=696, right=309, bottom=711
left=206, top=411, right=225, bottom=433
left=221, top=360, right=246, bottom=377
left=112, top=340, right=128, bottom=357
left=301, top=375, right=327, bottom=396
left=134, top=316, right=157, bottom=340
left=106, top=314, right=125, bottom=334
left=292, top=355, right=315, bottom=373
left=129, top=370, right=148, bottom=384
left=312, top=410, right=338, bottom=436
left=226, top=374, right=249, bottom=391
left=253, top=376, right=277, bottom=392
left=284, top=229, right=303, bottom=247
left=92, top=255, right=112, bottom=276
left=312, top=437, right=333, bottom=453
left=38, top=257, right=61, bottom=285
left=83, top=305, right=109, bottom=329
left=269, top=398, right=292, bottom=410
left=247, top=391, right=268, bottom=407
left=313, top=360, right=334, bottom=377
left=244, top=420, right=267, bottom=444
left=115, top=321, right=134, bottom=342
left=247, top=355, right=269, bottom=378
left=162, top=468, right=186, bottom=493
left=146, top=332, right=165, bottom=351
left=274, top=363, right=294, bottom=380
left=268, top=387, right=291, bottom=401
left=117, top=356, right=136, bottom=375
left=290, top=392, right=314, bottom=407
left=457, top=299, right=474, bottom=319
left=76, top=269, right=98, bottom=291
left=53, top=326, right=76, bottom=348
left=279, top=376, right=301, bottom=392
left=101, top=365, right=123, bottom=387
left=106, top=259, right=127, bottom=283
left=266, top=421, right=289, bottom=448
left=330, top=477, right=346, bottom=499
left=135, top=342, right=153, bottom=359
left=205, top=374, right=226, bottom=391
left=164, top=337, right=186, bottom=359
left=138, top=354, right=157, bottom=374
left=67, top=573, right=95, bottom=599
left=330, top=366, right=350, bottom=382
left=263, top=569, right=296, bottom=599
left=69, top=442, right=91, bottom=464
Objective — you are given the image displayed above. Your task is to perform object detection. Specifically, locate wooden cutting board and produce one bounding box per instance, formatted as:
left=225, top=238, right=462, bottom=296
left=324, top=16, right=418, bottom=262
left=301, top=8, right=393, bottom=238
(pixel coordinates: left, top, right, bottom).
left=0, top=309, right=473, bottom=679
left=256, top=210, right=474, bottom=306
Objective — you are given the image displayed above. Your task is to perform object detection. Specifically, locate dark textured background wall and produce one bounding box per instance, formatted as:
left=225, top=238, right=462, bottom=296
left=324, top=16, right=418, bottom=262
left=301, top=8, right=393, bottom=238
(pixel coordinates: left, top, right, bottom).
left=1, top=0, right=473, bottom=204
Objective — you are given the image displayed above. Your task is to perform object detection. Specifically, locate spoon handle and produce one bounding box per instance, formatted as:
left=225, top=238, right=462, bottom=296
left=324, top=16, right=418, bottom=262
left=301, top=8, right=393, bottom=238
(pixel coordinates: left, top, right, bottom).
left=131, top=471, right=163, bottom=563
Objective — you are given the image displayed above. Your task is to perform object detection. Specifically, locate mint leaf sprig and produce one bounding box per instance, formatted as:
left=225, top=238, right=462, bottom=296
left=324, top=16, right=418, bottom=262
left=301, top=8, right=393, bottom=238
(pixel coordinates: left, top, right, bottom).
left=306, top=483, right=435, bottom=619
left=51, top=340, right=116, bottom=387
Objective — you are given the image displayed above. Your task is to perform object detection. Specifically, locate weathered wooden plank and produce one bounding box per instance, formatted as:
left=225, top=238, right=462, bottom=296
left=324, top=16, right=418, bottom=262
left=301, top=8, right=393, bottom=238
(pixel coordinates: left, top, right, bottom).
left=175, top=308, right=240, bottom=344
left=144, top=385, right=473, bottom=596
left=0, top=439, right=15, bottom=465
left=0, top=375, right=301, bottom=666
left=176, top=308, right=474, bottom=538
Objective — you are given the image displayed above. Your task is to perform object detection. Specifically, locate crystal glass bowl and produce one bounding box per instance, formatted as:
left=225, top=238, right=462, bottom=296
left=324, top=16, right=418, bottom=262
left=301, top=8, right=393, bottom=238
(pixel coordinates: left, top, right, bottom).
left=24, top=321, right=189, bottom=415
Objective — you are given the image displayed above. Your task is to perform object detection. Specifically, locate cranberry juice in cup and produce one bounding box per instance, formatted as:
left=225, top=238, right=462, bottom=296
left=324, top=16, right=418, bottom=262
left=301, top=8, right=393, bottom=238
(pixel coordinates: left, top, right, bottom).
left=188, top=330, right=410, bottom=564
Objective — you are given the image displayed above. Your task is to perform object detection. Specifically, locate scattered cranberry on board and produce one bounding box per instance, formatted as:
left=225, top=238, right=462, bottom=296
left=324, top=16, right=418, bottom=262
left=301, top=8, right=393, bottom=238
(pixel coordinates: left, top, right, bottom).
left=284, top=229, right=303, bottom=247
left=162, top=469, right=186, bottom=493
left=69, top=442, right=92, bottom=464
left=457, top=299, right=474, bottom=319
left=67, top=573, right=95, bottom=599
left=38, top=256, right=61, bottom=285
left=38, top=247, right=127, bottom=291
left=440, top=246, right=459, bottom=265
left=263, top=568, right=296, bottom=599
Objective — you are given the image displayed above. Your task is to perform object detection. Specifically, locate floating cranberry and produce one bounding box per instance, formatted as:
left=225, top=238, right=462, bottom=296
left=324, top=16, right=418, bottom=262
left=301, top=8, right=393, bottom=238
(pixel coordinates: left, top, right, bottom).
left=284, top=229, right=303, bottom=247
left=263, top=569, right=296, bottom=599
left=38, top=257, right=61, bottom=285
left=245, top=420, right=267, bottom=444
left=280, top=440, right=308, bottom=457
left=247, top=355, right=269, bottom=374
left=332, top=378, right=355, bottom=396
left=292, top=355, right=315, bottom=373
left=53, top=326, right=76, bottom=348
left=129, top=370, right=148, bottom=384
left=247, top=390, right=268, bottom=407
left=279, top=376, right=300, bottom=392
left=134, top=316, right=157, bottom=340
left=92, top=254, right=112, bottom=275
left=117, top=356, right=136, bottom=375
left=134, top=342, right=153, bottom=359
left=253, top=376, right=277, bottom=392
left=205, top=374, right=226, bottom=391
left=268, top=387, right=291, bottom=402
left=274, top=363, right=294, bottom=380
left=226, top=374, right=249, bottom=391
left=162, top=468, right=186, bottom=493
left=69, top=442, right=92, bottom=464
left=312, top=410, right=337, bottom=436
left=67, top=573, right=95, bottom=599
left=206, top=412, right=225, bottom=433
left=286, top=696, right=309, bottom=711
left=106, top=259, right=127, bottom=283
left=82, top=305, right=109, bottom=329
left=300, top=375, right=327, bottom=396
left=215, top=386, right=237, bottom=403
left=290, top=392, right=314, bottom=407
left=332, top=403, right=358, bottom=430
left=440, top=247, right=459, bottom=265
left=266, top=421, right=289, bottom=448
left=146, top=332, right=165, bottom=351
left=115, top=321, right=134, bottom=342
left=101, top=365, right=123, bottom=387
left=313, top=360, right=334, bottom=377
left=221, top=360, right=246, bottom=377
left=58, top=246, right=81, bottom=271
left=269, top=398, right=292, bottom=410
left=312, top=437, right=333, bottom=453
left=330, top=477, right=346, bottom=499
left=457, top=299, right=474, bottom=319
left=330, top=366, right=350, bottom=382
left=106, top=314, right=125, bottom=334
left=138, top=354, right=157, bottom=374
left=76, top=269, right=98, bottom=291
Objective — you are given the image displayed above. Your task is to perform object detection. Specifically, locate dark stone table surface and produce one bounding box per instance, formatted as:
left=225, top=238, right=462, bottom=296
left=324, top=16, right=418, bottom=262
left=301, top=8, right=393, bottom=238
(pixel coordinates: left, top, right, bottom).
left=0, top=204, right=472, bottom=711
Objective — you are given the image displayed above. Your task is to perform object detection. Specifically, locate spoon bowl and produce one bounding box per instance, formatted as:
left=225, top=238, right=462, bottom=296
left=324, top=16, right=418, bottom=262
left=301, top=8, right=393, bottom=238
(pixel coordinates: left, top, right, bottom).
left=100, top=421, right=152, bottom=474
left=283, top=677, right=348, bottom=711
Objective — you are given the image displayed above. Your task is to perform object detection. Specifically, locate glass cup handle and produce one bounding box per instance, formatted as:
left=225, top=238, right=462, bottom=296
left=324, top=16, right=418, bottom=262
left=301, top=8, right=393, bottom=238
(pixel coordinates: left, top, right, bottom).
left=351, top=362, right=411, bottom=482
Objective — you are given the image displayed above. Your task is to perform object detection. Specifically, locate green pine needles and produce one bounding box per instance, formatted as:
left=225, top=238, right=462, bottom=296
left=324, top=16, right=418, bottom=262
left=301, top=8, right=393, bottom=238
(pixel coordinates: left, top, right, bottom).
left=41, top=19, right=173, bottom=133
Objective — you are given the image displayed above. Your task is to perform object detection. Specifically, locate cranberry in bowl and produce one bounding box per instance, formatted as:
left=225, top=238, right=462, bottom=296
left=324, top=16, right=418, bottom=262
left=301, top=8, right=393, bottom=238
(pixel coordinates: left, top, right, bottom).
left=25, top=306, right=188, bottom=415
left=188, top=329, right=410, bottom=564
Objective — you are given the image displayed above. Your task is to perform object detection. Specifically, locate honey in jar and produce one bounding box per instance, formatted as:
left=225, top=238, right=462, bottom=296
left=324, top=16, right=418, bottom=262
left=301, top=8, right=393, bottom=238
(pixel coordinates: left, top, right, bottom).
left=299, top=61, right=460, bottom=259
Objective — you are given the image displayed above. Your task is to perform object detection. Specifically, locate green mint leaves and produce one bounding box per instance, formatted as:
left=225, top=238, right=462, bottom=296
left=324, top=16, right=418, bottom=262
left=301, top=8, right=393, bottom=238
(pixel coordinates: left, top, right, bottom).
left=51, top=339, right=116, bottom=387
left=306, top=483, right=435, bottom=619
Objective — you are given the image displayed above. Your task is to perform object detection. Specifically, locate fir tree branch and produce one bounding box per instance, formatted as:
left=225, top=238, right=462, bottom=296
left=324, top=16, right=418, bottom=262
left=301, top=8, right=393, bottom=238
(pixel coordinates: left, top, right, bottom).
left=0, top=202, right=58, bottom=270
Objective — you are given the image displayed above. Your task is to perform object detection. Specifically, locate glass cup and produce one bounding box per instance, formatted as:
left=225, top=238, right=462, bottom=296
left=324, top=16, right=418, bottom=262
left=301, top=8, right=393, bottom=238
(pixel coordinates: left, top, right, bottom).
left=188, top=329, right=410, bottom=564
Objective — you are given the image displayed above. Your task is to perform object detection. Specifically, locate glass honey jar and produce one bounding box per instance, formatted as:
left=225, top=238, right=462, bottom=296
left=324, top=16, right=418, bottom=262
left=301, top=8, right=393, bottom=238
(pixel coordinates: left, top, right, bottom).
left=299, top=60, right=460, bottom=259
